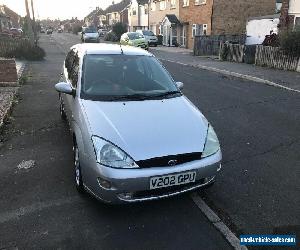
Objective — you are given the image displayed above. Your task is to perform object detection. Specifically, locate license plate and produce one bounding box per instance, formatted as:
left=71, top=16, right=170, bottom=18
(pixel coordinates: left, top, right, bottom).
left=150, top=171, right=196, bottom=190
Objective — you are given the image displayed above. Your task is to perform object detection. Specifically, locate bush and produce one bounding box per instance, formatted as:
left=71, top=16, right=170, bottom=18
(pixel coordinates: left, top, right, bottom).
left=72, top=25, right=82, bottom=35
left=5, top=43, right=46, bottom=61
left=112, top=22, right=127, bottom=41
left=279, top=30, right=300, bottom=57
left=104, top=32, right=118, bottom=42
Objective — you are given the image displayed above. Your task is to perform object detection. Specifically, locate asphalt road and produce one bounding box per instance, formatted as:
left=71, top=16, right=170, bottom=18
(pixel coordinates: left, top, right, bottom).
left=0, top=35, right=231, bottom=249
left=0, top=32, right=299, bottom=249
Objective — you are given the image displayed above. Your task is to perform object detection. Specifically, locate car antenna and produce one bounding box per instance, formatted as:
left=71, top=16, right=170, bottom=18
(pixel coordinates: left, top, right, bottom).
left=120, top=44, right=124, bottom=54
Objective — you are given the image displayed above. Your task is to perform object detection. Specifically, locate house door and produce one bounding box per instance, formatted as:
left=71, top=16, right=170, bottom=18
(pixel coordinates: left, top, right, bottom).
left=180, top=26, right=186, bottom=47
left=163, top=25, right=169, bottom=45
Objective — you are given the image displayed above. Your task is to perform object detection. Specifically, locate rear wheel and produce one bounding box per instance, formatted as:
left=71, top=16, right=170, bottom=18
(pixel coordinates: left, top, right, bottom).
left=74, top=142, right=84, bottom=193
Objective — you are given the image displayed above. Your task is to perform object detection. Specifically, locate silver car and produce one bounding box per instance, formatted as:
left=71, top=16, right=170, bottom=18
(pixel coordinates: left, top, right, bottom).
left=55, top=43, right=222, bottom=204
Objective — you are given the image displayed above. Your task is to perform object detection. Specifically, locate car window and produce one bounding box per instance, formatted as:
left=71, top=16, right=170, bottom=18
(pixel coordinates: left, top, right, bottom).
left=128, top=33, right=144, bottom=40
left=81, top=54, right=179, bottom=101
left=85, top=27, right=97, bottom=33
left=142, top=30, right=155, bottom=36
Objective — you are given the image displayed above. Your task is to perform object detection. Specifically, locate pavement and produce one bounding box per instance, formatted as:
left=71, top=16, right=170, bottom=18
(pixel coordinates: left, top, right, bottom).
left=0, top=34, right=232, bottom=250
left=0, top=33, right=299, bottom=249
left=150, top=46, right=300, bottom=92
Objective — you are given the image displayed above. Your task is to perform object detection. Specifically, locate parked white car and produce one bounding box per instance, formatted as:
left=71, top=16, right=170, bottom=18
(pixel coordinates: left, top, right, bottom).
left=136, top=30, right=158, bottom=47
left=81, top=27, right=100, bottom=43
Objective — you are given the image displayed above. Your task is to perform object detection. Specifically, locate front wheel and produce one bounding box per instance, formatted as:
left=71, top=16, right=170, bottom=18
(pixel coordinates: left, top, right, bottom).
left=74, top=142, right=84, bottom=193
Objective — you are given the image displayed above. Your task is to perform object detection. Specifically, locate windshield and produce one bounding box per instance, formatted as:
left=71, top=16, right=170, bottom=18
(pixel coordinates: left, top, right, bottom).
left=142, top=30, right=155, bottom=36
left=85, top=27, right=97, bottom=33
left=81, top=54, right=180, bottom=101
left=128, top=33, right=144, bottom=40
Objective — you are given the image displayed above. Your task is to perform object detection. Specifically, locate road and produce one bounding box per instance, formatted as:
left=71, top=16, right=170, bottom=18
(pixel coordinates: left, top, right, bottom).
left=0, top=32, right=299, bottom=249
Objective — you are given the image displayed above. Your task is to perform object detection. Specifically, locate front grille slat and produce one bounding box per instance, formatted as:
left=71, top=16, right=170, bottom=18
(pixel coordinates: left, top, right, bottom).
left=136, top=152, right=202, bottom=168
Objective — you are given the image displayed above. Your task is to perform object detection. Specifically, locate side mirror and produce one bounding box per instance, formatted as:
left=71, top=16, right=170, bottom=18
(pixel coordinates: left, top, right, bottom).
left=176, top=81, right=184, bottom=90
left=55, top=82, right=74, bottom=95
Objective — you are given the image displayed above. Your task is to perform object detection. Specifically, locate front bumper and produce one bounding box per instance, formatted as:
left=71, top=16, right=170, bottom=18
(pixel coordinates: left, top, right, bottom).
left=84, top=37, right=99, bottom=42
left=84, top=150, right=222, bottom=204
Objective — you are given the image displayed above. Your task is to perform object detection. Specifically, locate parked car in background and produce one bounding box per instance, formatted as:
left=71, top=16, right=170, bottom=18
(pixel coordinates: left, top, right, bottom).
left=58, top=28, right=63, bottom=33
left=136, top=30, right=158, bottom=47
left=46, top=28, right=53, bottom=34
left=10, top=28, right=22, bottom=38
left=81, top=27, right=99, bottom=43
left=55, top=43, right=222, bottom=204
left=98, top=28, right=108, bottom=37
left=40, top=28, right=46, bottom=33
left=120, top=32, right=149, bottom=50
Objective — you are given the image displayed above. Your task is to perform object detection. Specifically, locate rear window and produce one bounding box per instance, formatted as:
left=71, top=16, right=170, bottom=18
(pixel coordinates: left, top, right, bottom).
left=142, top=30, right=155, bottom=36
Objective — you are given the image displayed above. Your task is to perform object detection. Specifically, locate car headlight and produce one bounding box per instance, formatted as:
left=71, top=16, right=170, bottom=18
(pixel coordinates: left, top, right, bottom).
left=91, top=136, right=139, bottom=169
left=202, top=125, right=220, bottom=158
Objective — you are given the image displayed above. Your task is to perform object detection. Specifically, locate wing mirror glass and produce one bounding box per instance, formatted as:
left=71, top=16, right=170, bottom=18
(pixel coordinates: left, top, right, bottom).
left=55, top=82, right=75, bottom=95
left=176, top=81, right=184, bottom=90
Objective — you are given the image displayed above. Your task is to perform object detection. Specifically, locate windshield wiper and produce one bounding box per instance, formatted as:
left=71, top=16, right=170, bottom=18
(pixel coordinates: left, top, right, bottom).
left=107, top=94, right=153, bottom=101
left=152, top=91, right=181, bottom=98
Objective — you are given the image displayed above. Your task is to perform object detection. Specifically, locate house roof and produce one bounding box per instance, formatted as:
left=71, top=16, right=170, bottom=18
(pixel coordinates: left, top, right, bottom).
left=248, top=14, right=280, bottom=21
left=165, top=14, right=180, bottom=24
left=86, top=8, right=106, bottom=20
left=106, top=0, right=131, bottom=14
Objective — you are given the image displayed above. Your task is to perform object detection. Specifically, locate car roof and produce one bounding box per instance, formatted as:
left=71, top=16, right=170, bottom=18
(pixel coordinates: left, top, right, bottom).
left=71, top=43, right=152, bottom=56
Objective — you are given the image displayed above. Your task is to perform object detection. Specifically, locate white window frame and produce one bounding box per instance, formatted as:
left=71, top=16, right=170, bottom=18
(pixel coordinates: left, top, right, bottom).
left=160, top=0, right=166, bottom=10
left=195, top=0, right=206, bottom=5
left=183, top=0, right=189, bottom=7
left=170, top=0, right=176, bottom=9
left=192, top=23, right=208, bottom=37
left=151, top=1, right=156, bottom=11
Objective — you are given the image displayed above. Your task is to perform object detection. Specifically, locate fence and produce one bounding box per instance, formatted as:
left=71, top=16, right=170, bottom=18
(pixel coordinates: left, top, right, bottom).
left=219, top=43, right=245, bottom=63
left=255, top=45, right=299, bottom=71
left=0, top=36, right=32, bottom=57
left=194, top=35, right=246, bottom=56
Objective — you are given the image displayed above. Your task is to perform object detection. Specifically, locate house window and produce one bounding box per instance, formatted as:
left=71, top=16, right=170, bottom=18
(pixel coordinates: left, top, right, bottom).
left=295, top=17, right=300, bottom=28
left=132, top=8, right=136, bottom=15
left=170, top=0, right=176, bottom=9
left=151, top=1, right=156, bottom=11
left=195, top=0, right=206, bottom=5
left=183, top=0, right=189, bottom=7
left=160, top=1, right=166, bottom=10
left=192, top=24, right=207, bottom=37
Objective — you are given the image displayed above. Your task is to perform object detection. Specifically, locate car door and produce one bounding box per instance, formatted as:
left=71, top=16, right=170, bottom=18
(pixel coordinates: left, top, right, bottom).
left=63, top=49, right=80, bottom=129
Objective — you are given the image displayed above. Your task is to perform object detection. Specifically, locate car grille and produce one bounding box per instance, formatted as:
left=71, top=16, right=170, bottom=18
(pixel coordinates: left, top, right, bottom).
left=132, top=178, right=205, bottom=199
left=136, top=152, right=202, bottom=168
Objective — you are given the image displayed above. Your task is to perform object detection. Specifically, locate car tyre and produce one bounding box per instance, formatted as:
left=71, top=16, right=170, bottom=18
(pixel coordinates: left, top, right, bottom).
left=59, top=95, right=67, bottom=120
left=74, top=142, right=84, bottom=193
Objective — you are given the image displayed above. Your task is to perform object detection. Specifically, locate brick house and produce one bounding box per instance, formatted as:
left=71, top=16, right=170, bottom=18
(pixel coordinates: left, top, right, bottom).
left=149, top=0, right=182, bottom=46
left=127, top=0, right=149, bottom=31
left=149, top=0, right=275, bottom=49
left=106, top=0, right=131, bottom=27
left=84, top=7, right=106, bottom=28
left=280, top=0, right=300, bottom=29
left=180, top=0, right=276, bottom=49
left=0, top=5, right=20, bottom=28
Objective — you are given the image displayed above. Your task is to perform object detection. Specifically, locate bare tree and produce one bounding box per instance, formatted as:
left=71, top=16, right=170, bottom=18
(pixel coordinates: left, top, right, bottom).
left=25, top=0, right=34, bottom=42
left=30, top=0, right=37, bottom=43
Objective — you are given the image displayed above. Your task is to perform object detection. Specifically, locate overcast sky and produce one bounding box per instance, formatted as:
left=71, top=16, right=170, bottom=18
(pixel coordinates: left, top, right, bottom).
left=0, top=0, right=119, bottom=20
